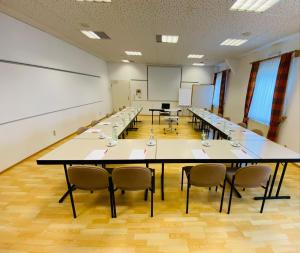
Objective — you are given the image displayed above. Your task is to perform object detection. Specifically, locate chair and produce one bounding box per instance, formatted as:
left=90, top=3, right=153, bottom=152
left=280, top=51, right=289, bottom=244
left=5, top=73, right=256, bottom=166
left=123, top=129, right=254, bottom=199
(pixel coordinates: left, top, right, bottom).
left=76, top=126, right=88, bottom=135
left=251, top=128, right=263, bottom=136
left=224, top=117, right=231, bottom=121
left=122, top=106, right=126, bottom=109
left=90, top=120, right=99, bottom=127
left=184, top=164, right=226, bottom=213
left=163, top=116, right=179, bottom=134
left=111, top=167, right=155, bottom=217
left=159, top=103, right=170, bottom=124
left=67, top=165, right=114, bottom=218
left=238, top=122, right=247, bottom=128
left=226, top=165, right=272, bottom=214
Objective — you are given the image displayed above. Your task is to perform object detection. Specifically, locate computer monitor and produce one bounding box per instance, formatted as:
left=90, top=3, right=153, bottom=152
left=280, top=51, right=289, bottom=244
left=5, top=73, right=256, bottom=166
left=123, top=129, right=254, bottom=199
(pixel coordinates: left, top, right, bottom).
left=161, top=103, right=170, bottom=109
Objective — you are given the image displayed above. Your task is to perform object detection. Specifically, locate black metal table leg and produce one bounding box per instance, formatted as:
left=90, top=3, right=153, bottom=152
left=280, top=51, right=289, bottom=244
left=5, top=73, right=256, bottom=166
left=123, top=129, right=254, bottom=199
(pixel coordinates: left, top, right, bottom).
left=151, top=111, right=154, bottom=124
left=59, top=164, right=73, bottom=203
left=254, top=162, right=290, bottom=200
left=161, top=163, right=165, bottom=200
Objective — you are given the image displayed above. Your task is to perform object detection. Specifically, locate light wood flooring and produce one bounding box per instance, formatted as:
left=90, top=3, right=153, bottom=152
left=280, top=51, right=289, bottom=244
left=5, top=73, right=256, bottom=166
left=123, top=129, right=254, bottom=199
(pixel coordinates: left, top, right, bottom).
left=0, top=115, right=299, bottom=253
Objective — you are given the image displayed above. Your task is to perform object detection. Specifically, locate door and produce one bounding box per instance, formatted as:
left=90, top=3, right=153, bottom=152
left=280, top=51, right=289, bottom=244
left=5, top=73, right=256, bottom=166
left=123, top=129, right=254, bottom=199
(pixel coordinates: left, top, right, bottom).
left=111, top=80, right=130, bottom=111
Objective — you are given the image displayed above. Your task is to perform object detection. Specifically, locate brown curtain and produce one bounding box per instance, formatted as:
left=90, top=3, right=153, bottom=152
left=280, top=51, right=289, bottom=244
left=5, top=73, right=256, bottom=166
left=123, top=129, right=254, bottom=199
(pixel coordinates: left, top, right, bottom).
left=218, top=70, right=229, bottom=116
left=211, top=73, right=217, bottom=111
left=267, top=52, right=293, bottom=141
left=243, top=62, right=260, bottom=124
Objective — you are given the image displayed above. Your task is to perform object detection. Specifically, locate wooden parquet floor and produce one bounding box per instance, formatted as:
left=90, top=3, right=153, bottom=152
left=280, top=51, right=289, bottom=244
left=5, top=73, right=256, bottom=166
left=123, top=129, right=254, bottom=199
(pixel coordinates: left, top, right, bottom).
left=0, top=116, right=299, bottom=253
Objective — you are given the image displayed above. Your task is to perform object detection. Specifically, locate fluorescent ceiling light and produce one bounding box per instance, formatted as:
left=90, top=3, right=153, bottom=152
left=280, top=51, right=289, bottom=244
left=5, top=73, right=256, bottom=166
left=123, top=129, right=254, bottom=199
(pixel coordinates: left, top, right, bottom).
left=220, top=38, right=248, bottom=46
left=122, top=60, right=130, bottom=63
left=125, top=51, right=142, bottom=56
left=161, top=35, right=179, bottom=43
left=81, top=30, right=100, bottom=39
left=230, top=0, right=281, bottom=12
left=193, top=63, right=205, bottom=66
left=188, top=54, right=204, bottom=59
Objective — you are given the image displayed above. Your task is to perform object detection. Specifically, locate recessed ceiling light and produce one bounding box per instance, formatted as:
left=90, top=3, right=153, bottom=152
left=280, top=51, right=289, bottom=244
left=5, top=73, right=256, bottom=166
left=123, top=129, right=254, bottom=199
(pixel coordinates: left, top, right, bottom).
left=193, top=63, right=205, bottom=66
left=81, top=31, right=110, bottom=39
left=122, top=60, right=130, bottom=63
left=220, top=38, right=248, bottom=46
left=156, top=35, right=179, bottom=44
left=188, top=54, right=204, bottom=59
left=230, top=0, right=281, bottom=12
left=76, top=0, right=112, bottom=3
left=81, top=30, right=100, bottom=39
left=125, top=51, right=142, bottom=56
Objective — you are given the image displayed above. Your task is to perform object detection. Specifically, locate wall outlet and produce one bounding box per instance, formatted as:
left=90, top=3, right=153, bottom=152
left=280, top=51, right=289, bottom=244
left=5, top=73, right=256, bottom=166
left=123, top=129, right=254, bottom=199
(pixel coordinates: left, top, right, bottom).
left=53, top=130, right=56, bottom=136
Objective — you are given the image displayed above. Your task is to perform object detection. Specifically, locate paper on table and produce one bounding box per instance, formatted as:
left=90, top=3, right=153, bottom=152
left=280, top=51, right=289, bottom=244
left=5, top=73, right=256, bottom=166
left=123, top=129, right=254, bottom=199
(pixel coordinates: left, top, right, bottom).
left=231, top=149, right=253, bottom=159
left=86, top=129, right=102, bottom=133
left=129, top=149, right=145, bottom=159
left=99, top=122, right=111, bottom=125
left=192, top=149, right=210, bottom=159
left=85, top=150, right=106, bottom=160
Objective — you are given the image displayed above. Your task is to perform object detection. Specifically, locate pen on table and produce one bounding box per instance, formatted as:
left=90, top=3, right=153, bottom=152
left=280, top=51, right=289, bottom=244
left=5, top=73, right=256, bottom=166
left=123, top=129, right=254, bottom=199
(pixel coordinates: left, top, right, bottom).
left=241, top=149, right=247, bottom=154
left=144, top=148, right=147, bottom=154
left=202, top=148, right=206, bottom=154
left=104, top=149, right=108, bottom=154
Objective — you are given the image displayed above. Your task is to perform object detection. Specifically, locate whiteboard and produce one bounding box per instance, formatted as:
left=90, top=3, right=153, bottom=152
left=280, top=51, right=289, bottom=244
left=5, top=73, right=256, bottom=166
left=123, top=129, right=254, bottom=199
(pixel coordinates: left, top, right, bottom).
left=0, top=62, right=102, bottom=124
left=192, top=84, right=214, bottom=109
left=148, top=66, right=181, bottom=101
left=179, top=88, right=192, bottom=106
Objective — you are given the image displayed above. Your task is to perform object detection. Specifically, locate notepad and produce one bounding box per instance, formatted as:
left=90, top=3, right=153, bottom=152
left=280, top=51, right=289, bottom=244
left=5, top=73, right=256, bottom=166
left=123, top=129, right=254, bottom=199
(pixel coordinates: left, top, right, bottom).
left=129, top=149, right=145, bottom=159
left=85, top=150, right=106, bottom=160
left=192, top=149, right=210, bottom=159
left=231, top=149, right=253, bottom=159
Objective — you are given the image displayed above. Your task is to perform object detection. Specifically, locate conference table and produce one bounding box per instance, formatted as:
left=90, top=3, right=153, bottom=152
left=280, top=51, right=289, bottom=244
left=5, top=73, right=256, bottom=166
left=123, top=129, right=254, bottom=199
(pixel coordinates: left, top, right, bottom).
left=37, top=107, right=300, bottom=202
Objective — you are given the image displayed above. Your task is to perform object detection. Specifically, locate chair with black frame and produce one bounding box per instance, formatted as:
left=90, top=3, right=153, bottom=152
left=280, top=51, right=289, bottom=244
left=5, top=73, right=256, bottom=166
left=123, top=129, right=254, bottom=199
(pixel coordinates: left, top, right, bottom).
left=184, top=164, right=226, bottom=214
left=226, top=165, right=272, bottom=214
left=111, top=166, right=155, bottom=217
left=159, top=103, right=170, bottom=124
left=66, top=165, right=115, bottom=218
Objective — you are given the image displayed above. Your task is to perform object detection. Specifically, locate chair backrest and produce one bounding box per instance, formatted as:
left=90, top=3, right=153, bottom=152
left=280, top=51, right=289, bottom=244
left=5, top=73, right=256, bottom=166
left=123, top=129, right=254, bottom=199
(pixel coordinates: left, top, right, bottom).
left=161, top=103, right=170, bottom=109
left=234, top=165, right=272, bottom=188
left=251, top=128, right=264, bottom=136
left=238, top=122, right=247, bottom=128
left=190, top=164, right=226, bottom=187
left=112, top=167, right=152, bottom=191
left=68, top=166, right=109, bottom=190
left=90, top=120, right=99, bottom=127
left=76, top=126, right=88, bottom=135
left=224, top=116, right=231, bottom=121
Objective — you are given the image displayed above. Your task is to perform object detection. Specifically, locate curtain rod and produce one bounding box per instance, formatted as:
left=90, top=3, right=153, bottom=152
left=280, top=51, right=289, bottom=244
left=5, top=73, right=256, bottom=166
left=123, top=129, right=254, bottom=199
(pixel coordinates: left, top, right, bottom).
left=250, top=50, right=299, bottom=64
left=214, top=69, right=231, bottom=74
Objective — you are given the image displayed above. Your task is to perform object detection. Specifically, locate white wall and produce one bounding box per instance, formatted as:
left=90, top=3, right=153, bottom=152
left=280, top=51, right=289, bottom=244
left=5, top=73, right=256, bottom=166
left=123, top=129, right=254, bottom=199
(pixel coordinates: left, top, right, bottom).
left=0, top=13, right=112, bottom=172
left=224, top=33, right=300, bottom=153
left=108, top=63, right=214, bottom=115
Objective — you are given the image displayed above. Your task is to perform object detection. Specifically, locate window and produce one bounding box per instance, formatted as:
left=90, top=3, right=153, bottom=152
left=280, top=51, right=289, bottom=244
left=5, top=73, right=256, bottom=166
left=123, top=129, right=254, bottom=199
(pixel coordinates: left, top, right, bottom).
left=212, top=72, right=222, bottom=107
left=248, top=57, right=280, bottom=125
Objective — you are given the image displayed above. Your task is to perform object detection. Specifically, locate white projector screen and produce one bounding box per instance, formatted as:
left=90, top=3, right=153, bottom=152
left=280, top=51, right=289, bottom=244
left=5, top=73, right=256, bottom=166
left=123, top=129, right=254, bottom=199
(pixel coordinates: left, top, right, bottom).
left=148, top=66, right=181, bottom=101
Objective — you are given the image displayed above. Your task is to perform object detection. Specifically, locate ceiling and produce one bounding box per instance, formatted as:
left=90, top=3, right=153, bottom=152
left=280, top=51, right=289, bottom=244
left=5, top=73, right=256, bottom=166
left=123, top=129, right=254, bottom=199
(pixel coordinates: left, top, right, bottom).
left=0, top=0, right=299, bottom=66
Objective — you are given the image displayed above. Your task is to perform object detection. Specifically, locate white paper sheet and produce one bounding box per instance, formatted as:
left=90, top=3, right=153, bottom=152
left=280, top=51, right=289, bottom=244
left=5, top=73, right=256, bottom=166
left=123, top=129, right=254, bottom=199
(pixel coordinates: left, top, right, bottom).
left=85, top=150, right=106, bottom=160
left=129, top=149, right=145, bottom=159
left=231, top=149, right=253, bottom=159
left=99, top=122, right=111, bottom=125
left=192, top=149, right=210, bottom=159
left=86, top=129, right=102, bottom=133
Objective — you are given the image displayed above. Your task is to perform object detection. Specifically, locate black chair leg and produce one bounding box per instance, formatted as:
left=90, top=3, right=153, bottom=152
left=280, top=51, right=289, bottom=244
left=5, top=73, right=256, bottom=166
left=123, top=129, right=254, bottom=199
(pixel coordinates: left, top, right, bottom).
left=181, top=169, right=184, bottom=191
left=260, top=176, right=270, bottom=213
left=150, top=188, right=154, bottom=217
left=227, top=176, right=235, bottom=214
left=186, top=177, right=190, bottom=214
left=121, top=190, right=125, bottom=195
left=69, top=185, right=77, bottom=218
left=220, top=179, right=226, bottom=213
left=144, top=189, right=148, bottom=201
left=215, top=186, right=218, bottom=192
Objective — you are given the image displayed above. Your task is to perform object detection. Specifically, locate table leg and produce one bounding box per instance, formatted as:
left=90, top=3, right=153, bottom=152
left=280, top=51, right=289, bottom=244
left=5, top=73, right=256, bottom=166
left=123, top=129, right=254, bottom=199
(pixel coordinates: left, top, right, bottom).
left=161, top=163, right=165, bottom=200
left=59, top=164, right=74, bottom=203
left=151, top=111, right=154, bottom=124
